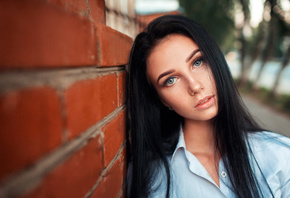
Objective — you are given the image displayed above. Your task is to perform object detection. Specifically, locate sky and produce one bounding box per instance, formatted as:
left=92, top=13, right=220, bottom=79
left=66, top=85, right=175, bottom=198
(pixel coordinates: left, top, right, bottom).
left=250, top=0, right=290, bottom=26
left=135, top=0, right=179, bottom=14
left=249, top=0, right=264, bottom=27
left=135, top=0, right=290, bottom=27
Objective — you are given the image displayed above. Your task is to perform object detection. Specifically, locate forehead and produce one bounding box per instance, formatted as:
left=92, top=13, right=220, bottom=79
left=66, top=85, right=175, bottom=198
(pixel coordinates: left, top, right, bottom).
left=146, top=34, right=199, bottom=82
left=150, top=34, right=197, bottom=56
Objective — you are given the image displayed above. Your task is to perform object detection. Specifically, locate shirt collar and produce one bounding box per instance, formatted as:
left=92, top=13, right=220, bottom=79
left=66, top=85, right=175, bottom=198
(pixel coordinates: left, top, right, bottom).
left=170, top=127, right=186, bottom=163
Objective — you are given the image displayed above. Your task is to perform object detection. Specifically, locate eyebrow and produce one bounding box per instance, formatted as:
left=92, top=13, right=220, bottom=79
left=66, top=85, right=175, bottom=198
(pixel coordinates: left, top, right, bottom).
left=157, top=69, right=175, bottom=84
left=185, top=49, right=201, bottom=63
left=156, top=49, right=201, bottom=84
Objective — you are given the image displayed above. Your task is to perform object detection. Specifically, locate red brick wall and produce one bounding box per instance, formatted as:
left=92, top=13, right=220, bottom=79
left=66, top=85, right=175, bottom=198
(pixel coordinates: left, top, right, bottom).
left=137, top=11, right=179, bottom=32
left=0, top=0, right=132, bottom=197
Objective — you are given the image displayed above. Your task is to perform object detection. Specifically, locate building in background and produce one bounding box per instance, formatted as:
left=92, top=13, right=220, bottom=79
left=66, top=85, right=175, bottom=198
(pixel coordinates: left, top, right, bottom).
left=105, top=0, right=182, bottom=38
left=135, top=0, right=182, bottom=32
left=105, top=0, right=137, bottom=38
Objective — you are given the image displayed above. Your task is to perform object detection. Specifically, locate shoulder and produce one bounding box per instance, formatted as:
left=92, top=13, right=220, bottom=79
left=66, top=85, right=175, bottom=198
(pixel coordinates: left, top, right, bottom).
left=246, top=131, right=290, bottom=195
left=246, top=131, right=290, bottom=159
left=247, top=131, right=289, bottom=148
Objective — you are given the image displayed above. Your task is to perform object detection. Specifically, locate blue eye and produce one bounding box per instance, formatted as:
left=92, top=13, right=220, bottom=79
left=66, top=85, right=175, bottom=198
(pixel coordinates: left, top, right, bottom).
left=193, top=59, right=202, bottom=67
left=164, top=77, right=177, bottom=86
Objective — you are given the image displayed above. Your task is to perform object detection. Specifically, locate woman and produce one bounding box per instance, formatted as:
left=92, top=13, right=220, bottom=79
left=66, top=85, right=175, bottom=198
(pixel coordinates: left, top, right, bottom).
left=126, top=15, right=290, bottom=198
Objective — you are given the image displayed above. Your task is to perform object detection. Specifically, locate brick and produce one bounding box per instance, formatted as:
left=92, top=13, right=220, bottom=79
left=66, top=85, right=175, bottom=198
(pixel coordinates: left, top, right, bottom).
left=91, top=152, right=125, bottom=198
left=22, top=134, right=103, bottom=198
left=102, top=110, right=125, bottom=167
left=117, top=71, right=127, bottom=107
left=0, top=0, right=97, bottom=69
left=119, top=148, right=127, bottom=198
left=88, top=0, right=106, bottom=25
left=137, top=11, right=179, bottom=32
left=47, top=0, right=105, bottom=24
left=53, top=0, right=88, bottom=17
left=119, top=190, right=124, bottom=198
left=0, top=87, right=63, bottom=182
left=120, top=147, right=127, bottom=184
left=95, top=24, right=133, bottom=67
left=65, top=74, right=117, bottom=140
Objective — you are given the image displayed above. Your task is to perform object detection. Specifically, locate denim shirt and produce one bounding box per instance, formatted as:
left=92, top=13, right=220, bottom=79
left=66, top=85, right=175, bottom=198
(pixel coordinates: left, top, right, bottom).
left=150, top=130, right=290, bottom=198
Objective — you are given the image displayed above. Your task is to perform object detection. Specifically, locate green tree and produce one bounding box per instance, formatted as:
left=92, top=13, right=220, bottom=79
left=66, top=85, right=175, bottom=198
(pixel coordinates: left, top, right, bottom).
left=178, top=0, right=236, bottom=52
left=236, top=0, right=251, bottom=86
left=270, top=45, right=290, bottom=98
left=252, top=0, right=289, bottom=91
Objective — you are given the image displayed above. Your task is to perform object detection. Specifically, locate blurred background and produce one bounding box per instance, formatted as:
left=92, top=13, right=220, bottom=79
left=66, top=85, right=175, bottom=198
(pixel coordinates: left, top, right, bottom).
left=106, top=0, right=290, bottom=136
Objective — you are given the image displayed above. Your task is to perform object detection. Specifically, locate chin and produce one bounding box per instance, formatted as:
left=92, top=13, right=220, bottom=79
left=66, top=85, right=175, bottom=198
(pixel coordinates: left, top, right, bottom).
left=193, top=113, right=218, bottom=122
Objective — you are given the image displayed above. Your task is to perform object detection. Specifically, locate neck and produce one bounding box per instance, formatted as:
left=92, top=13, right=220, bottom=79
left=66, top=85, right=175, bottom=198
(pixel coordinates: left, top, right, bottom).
left=182, top=119, right=216, bottom=154
left=183, top=118, right=221, bottom=187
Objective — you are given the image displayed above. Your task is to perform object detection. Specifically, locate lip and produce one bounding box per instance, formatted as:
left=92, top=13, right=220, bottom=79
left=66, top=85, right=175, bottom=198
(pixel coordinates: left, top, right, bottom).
left=195, top=95, right=215, bottom=110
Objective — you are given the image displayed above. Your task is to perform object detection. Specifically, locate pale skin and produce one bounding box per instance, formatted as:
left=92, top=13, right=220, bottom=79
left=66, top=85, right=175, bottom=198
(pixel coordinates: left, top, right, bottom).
left=146, top=34, right=221, bottom=186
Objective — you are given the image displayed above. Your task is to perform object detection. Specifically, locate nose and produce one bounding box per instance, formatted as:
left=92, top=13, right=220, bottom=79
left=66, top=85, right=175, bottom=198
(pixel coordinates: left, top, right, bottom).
left=187, top=75, right=202, bottom=96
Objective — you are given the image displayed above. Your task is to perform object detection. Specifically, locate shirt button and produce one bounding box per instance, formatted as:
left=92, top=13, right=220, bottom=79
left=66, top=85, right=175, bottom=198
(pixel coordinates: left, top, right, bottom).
left=221, top=171, right=227, bottom=178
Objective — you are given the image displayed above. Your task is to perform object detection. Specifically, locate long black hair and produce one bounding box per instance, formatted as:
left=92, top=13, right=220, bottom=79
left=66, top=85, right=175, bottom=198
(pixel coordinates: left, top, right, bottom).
left=127, top=15, right=266, bottom=198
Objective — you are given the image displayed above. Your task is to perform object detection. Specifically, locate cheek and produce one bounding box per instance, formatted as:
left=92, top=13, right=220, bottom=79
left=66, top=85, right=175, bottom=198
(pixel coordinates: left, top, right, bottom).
left=157, top=88, right=183, bottom=107
left=208, top=80, right=217, bottom=92
left=211, top=79, right=217, bottom=93
left=204, top=70, right=217, bottom=92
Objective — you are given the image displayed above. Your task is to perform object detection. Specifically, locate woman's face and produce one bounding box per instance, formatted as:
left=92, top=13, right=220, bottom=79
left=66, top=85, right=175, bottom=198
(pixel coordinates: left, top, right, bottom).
left=146, top=34, right=218, bottom=123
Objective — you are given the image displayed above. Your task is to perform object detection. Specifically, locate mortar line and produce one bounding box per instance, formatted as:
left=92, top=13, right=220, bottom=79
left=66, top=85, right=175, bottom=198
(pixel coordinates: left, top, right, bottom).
left=116, top=179, right=126, bottom=198
left=0, top=105, right=126, bottom=198
left=0, top=66, right=125, bottom=93
left=84, top=142, right=126, bottom=198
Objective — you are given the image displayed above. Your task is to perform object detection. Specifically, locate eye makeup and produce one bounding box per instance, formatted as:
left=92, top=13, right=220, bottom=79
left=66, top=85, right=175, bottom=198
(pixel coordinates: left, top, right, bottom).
left=157, top=50, right=207, bottom=87
left=162, top=76, right=177, bottom=87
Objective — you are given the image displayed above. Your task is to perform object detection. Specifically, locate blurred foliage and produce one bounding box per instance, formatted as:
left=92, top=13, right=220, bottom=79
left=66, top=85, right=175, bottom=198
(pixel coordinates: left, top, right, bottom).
left=178, top=0, right=236, bottom=53
left=245, top=23, right=263, bottom=58
left=244, top=0, right=289, bottom=60
left=179, top=0, right=289, bottom=59
left=268, top=16, right=288, bottom=58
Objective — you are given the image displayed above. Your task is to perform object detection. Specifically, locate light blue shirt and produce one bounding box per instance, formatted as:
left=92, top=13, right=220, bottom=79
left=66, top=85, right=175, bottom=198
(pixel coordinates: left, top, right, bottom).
left=150, top=130, right=290, bottom=197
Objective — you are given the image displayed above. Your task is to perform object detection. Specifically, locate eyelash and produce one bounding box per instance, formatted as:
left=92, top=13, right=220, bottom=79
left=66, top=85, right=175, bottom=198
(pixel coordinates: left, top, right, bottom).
left=162, top=56, right=206, bottom=87
left=163, top=77, right=177, bottom=86
left=191, top=56, right=205, bottom=68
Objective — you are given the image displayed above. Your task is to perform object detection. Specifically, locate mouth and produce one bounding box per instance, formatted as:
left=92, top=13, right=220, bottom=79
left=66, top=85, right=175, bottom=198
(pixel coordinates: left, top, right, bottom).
left=195, top=95, right=215, bottom=109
